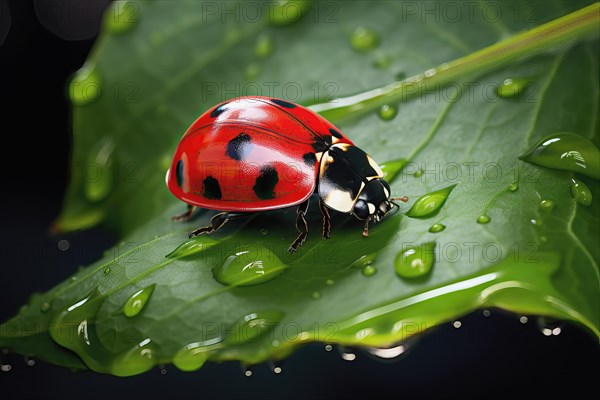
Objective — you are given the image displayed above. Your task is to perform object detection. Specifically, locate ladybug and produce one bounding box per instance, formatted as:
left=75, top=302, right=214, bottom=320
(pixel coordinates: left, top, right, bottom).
left=166, top=96, right=407, bottom=252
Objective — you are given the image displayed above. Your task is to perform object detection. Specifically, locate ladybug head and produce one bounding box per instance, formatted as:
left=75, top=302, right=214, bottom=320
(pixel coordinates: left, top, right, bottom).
left=352, top=179, right=393, bottom=223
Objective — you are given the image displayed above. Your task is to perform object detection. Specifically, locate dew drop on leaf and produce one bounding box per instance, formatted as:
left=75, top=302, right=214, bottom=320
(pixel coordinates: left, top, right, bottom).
left=508, top=182, right=519, bottom=192
left=350, top=26, right=380, bottom=52
left=165, top=236, right=218, bottom=259
left=255, top=33, right=275, bottom=58
left=496, top=78, right=531, bottom=98
left=85, top=139, right=115, bottom=203
left=104, top=0, right=138, bottom=35
left=173, top=339, right=220, bottom=372
left=40, top=301, right=51, bottom=313
left=122, top=284, right=155, bottom=318
left=372, top=53, right=392, bottom=69
left=68, top=65, right=101, bottom=106
left=362, top=265, right=377, bottom=277
left=224, top=310, right=284, bottom=345
left=570, top=178, right=592, bottom=206
left=377, top=104, right=398, bottom=121
left=405, top=185, right=456, bottom=218
left=539, top=199, right=555, bottom=212
left=429, top=223, right=446, bottom=233
left=394, top=242, right=436, bottom=279
left=214, top=247, right=286, bottom=286
left=520, top=132, right=600, bottom=179
left=380, top=159, right=408, bottom=183
left=477, top=214, right=491, bottom=224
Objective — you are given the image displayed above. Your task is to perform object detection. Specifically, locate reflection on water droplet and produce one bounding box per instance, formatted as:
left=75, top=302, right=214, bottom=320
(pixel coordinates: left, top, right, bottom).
left=244, top=368, right=253, bottom=377
left=166, top=236, right=219, bottom=259
left=406, top=185, right=456, bottom=218
left=570, top=178, right=592, bottom=206
left=268, top=0, right=308, bottom=25
left=508, top=182, right=519, bottom=192
left=255, top=33, right=275, bottom=58
left=214, top=247, right=286, bottom=286
left=339, top=346, right=357, bottom=361
left=530, top=218, right=541, bottom=226
left=85, top=139, right=116, bottom=202
left=105, top=0, right=138, bottom=35
left=380, top=159, right=407, bottom=183
left=539, top=199, right=555, bottom=212
left=394, top=242, right=435, bottom=278
left=111, top=338, right=156, bottom=377
left=69, top=65, right=101, bottom=106
left=453, top=320, right=462, bottom=328
left=324, top=344, right=333, bottom=352
left=57, top=239, right=70, bottom=251
left=24, top=356, right=35, bottom=367
left=519, top=316, right=529, bottom=324
left=520, top=133, right=600, bottom=179
left=497, top=78, right=531, bottom=98
left=123, top=285, right=155, bottom=318
left=160, top=368, right=167, bottom=375
left=477, top=215, right=491, bottom=224
left=363, top=337, right=418, bottom=361
left=224, top=310, right=284, bottom=345
left=311, top=291, right=321, bottom=300
left=483, top=309, right=491, bottom=317
left=350, top=26, right=380, bottom=52
left=429, top=223, right=445, bottom=233
left=0, top=364, right=11, bottom=372
left=378, top=104, right=398, bottom=121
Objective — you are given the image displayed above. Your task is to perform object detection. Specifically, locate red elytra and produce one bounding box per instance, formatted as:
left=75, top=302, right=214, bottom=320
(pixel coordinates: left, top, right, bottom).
left=166, top=96, right=352, bottom=211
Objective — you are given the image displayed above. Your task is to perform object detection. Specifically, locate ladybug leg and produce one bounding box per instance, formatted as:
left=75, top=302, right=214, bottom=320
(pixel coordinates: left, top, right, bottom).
left=172, top=204, right=197, bottom=222
left=188, top=211, right=231, bottom=238
left=318, top=200, right=331, bottom=239
left=362, top=216, right=371, bottom=237
left=288, top=199, right=310, bottom=253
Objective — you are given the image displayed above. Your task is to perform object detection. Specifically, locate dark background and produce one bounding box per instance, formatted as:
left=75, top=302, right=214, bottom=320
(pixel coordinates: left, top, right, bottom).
left=0, top=1, right=598, bottom=399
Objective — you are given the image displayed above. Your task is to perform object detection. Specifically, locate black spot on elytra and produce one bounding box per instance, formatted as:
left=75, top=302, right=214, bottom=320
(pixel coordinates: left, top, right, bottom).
left=253, top=166, right=279, bottom=199
left=226, top=132, right=253, bottom=160
left=176, top=159, right=184, bottom=187
left=271, top=98, right=296, bottom=108
left=303, top=152, right=317, bottom=166
left=202, top=176, right=222, bottom=199
left=210, top=102, right=229, bottom=118
left=329, top=128, right=343, bottom=139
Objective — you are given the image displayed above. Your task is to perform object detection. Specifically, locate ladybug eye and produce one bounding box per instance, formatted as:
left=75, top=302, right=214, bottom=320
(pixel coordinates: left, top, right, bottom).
left=353, top=199, right=370, bottom=220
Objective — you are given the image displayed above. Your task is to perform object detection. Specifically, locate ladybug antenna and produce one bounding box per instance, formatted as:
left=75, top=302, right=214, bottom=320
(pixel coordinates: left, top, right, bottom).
left=390, top=196, right=409, bottom=202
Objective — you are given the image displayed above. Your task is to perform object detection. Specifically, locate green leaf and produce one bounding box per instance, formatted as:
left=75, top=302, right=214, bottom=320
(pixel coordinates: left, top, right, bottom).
left=2, top=0, right=599, bottom=375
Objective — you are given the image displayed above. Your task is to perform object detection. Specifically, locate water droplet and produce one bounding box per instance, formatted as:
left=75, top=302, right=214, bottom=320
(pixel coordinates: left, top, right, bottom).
left=244, top=63, right=261, bottom=81
left=160, top=368, right=167, bottom=375
left=324, top=344, right=333, bottom=352
left=40, top=301, right=51, bottom=313
left=166, top=236, right=219, bottom=259
left=520, top=133, right=600, bottom=179
left=57, top=239, right=70, bottom=251
left=539, top=199, right=555, bottom=212
left=362, top=265, right=377, bottom=277
left=453, top=320, right=462, bottom=328
left=530, top=218, right=541, bottom=226
left=519, top=316, right=529, bottom=324
left=483, top=309, right=491, bottom=317
left=570, top=178, right=592, bottom=206
left=325, top=279, right=335, bottom=286
left=413, top=169, right=423, bottom=177
left=496, top=78, right=531, bottom=98
left=311, top=291, right=321, bottom=300
left=380, top=159, right=407, bottom=183
left=103, top=267, right=111, bottom=276
left=123, top=285, right=155, bottom=317
left=24, top=356, right=35, bottom=367
left=377, top=104, right=398, bottom=121
left=0, top=364, right=11, bottom=372
left=428, top=223, right=446, bottom=233
left=224, top=310, right=284, bottom=345
left=85, top=139, right=115, bottom=202
left=111, top=338, right=156, bottom=377
left=363, top=337, right=418, bottom=361
left=350, top=26, right=380, bottom=52
left=173, top=338, right=221, bottom=372
left=269, top=361, right=283, bottom=374
left=372, top=53, right=392, bottom=69
left=405, top=185, right=456, bottom=218
left=339, top=346, right=357, bottom=361
left=537, top=317, right=563, bottom=336
left=244, top=367, right=253, bottom=377
left=268, top=0, right=308, bottom=25
left=394, top=242, right=435, bottom=279
left=271, top=340, right=280, bottom=347
left=69, top=65, right=101, bottom=106
left=255, top=33, right=275, bottom=58
left=214, top=247, right=286, bottom=286
left=508, top=182, right=519, bottom=192
left=477, top=215, right=491, bottom=224
left=105, top=0, right=138, bottom=35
